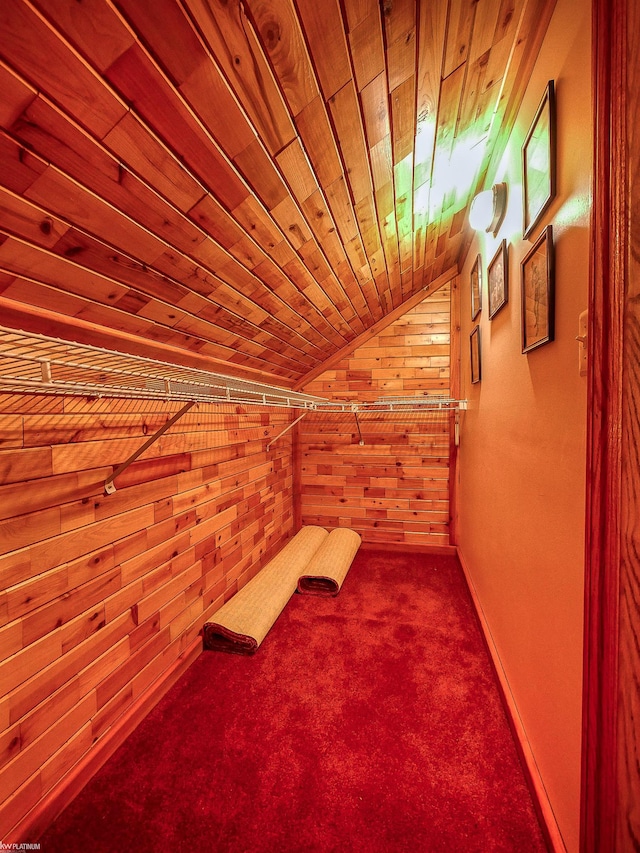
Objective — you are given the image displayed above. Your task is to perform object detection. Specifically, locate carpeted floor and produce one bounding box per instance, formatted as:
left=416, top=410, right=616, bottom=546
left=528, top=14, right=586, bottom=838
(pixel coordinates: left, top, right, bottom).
left=39, top=550, right=548, bottom=852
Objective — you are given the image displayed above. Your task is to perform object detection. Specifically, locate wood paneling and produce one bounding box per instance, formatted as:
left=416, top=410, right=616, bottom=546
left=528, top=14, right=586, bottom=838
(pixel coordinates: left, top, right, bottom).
left=0, top=396, right=296, bottom=839
left=0, top=0, right=565, bottom=840
left=0, top=0, right=556, bottom=385
left=299, top=284, right=453, bottom=547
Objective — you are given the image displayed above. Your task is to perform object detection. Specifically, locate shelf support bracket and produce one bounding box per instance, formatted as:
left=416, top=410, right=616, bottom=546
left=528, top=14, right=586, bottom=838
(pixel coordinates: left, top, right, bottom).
left=266, top=411, right=308, bottom=450
left=104, top=400, right=196, bottom=495
left=354, top=411, right=365, bottom=446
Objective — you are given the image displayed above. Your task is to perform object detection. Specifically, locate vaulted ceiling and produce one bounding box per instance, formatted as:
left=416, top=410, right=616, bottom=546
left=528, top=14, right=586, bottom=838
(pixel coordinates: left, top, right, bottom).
left=0, top=0, right=555, bottom=388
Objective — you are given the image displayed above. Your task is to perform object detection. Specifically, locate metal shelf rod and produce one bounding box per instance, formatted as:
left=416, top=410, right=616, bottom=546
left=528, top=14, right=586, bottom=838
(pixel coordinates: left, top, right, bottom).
left=104, top=400, right=197, bottom=495
left=266, top=411, right=308, bottom=450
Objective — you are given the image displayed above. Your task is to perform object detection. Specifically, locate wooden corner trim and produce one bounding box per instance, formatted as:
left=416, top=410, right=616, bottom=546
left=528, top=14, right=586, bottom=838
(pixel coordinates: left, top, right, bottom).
left=580, top=0, right=634, bottom=849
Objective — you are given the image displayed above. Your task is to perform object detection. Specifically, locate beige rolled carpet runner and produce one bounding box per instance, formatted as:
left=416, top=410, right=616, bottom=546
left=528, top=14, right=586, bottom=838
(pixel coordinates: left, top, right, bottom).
left=297, top=527, right=362, bottom=596
left=203, top=526, right=361, bottom=654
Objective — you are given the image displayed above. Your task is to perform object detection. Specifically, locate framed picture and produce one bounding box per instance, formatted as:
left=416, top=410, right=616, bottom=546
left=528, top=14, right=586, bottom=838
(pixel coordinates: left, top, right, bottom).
left=521, top=225, right=554, bottom=353
left=488, top=240, right=508, bottom=319
left=470, top=326, right=481, bottom=383
left=470, top=254, right=482, bottom=319
left=522, top=80, right=556, bottom=239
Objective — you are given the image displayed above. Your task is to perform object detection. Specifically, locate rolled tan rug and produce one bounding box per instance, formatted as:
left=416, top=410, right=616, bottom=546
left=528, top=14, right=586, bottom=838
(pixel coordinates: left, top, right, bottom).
left=203, top=525, right=328, bottom=654
left=297, top=527, right=362, bottom=597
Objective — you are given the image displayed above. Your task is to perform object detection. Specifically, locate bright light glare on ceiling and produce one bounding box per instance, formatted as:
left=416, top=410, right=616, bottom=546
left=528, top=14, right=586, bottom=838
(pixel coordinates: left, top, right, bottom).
left=428, top=136, right=487, bottom=216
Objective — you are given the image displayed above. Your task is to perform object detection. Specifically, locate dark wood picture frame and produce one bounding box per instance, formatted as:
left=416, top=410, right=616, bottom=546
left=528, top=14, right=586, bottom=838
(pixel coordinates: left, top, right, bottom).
left=470, top=325, right=481, bottom=383
left=521, top=225, right=554, bottom=353
left=470, top=254, right=482, bottom=320
left=488, top=239, right=509, bottom=319
left=522, top=80, right=556, bottom=240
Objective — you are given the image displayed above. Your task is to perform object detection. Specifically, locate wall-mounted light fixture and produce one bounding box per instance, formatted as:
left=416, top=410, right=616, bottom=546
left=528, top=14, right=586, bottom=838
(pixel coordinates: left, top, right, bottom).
left=469, top=182, right=508, bottom=235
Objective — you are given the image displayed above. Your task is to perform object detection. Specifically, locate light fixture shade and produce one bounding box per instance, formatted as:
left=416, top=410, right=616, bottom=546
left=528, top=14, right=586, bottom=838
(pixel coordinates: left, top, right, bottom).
left=469, top=182, right=508, bottom=234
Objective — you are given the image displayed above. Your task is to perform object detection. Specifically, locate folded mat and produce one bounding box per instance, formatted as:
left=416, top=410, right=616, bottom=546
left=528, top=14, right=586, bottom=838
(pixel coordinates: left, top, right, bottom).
left=203, top=525, right=329, bottom=654
left=297, top=527, right=362, bottom=596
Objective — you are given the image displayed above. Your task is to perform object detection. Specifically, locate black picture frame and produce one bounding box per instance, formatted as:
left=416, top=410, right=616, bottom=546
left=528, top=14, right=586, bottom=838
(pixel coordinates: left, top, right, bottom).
left=521, top=225, right=554, bottom=353
left=522, top=80, right=556, bottom=240
left=470, top=326, right=481, bottom=383
left=470, top=254, right=482, bottom=320
left=488, top=240, right=509, bottom=319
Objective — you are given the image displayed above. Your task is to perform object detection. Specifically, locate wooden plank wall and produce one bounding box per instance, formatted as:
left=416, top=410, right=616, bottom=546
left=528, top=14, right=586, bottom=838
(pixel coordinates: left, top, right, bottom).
left=0, top=396, right=295, bottom=838
left=299, top=284, right=452, bottom=547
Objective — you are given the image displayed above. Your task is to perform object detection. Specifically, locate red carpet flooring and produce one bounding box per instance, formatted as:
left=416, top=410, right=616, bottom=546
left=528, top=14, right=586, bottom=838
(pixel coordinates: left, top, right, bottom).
left=39, top=550, right=548, bottom=852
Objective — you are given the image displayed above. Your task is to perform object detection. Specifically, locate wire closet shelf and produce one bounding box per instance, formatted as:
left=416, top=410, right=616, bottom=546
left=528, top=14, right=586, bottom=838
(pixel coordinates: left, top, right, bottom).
left=0, top=326, right=467, bottom=413
left=311, top=397, right=467, bottom=413
left=0, top=325, right=325, bottom=410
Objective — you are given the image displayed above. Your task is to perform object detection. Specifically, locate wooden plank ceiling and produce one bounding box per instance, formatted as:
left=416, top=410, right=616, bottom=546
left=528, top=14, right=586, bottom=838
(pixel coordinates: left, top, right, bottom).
left=0, top=0, right=555, bottom=388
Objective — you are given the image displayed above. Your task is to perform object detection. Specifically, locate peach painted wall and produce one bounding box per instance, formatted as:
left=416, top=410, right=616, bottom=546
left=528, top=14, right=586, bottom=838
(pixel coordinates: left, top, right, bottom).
left=456, top=1, right=591, bottom=851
